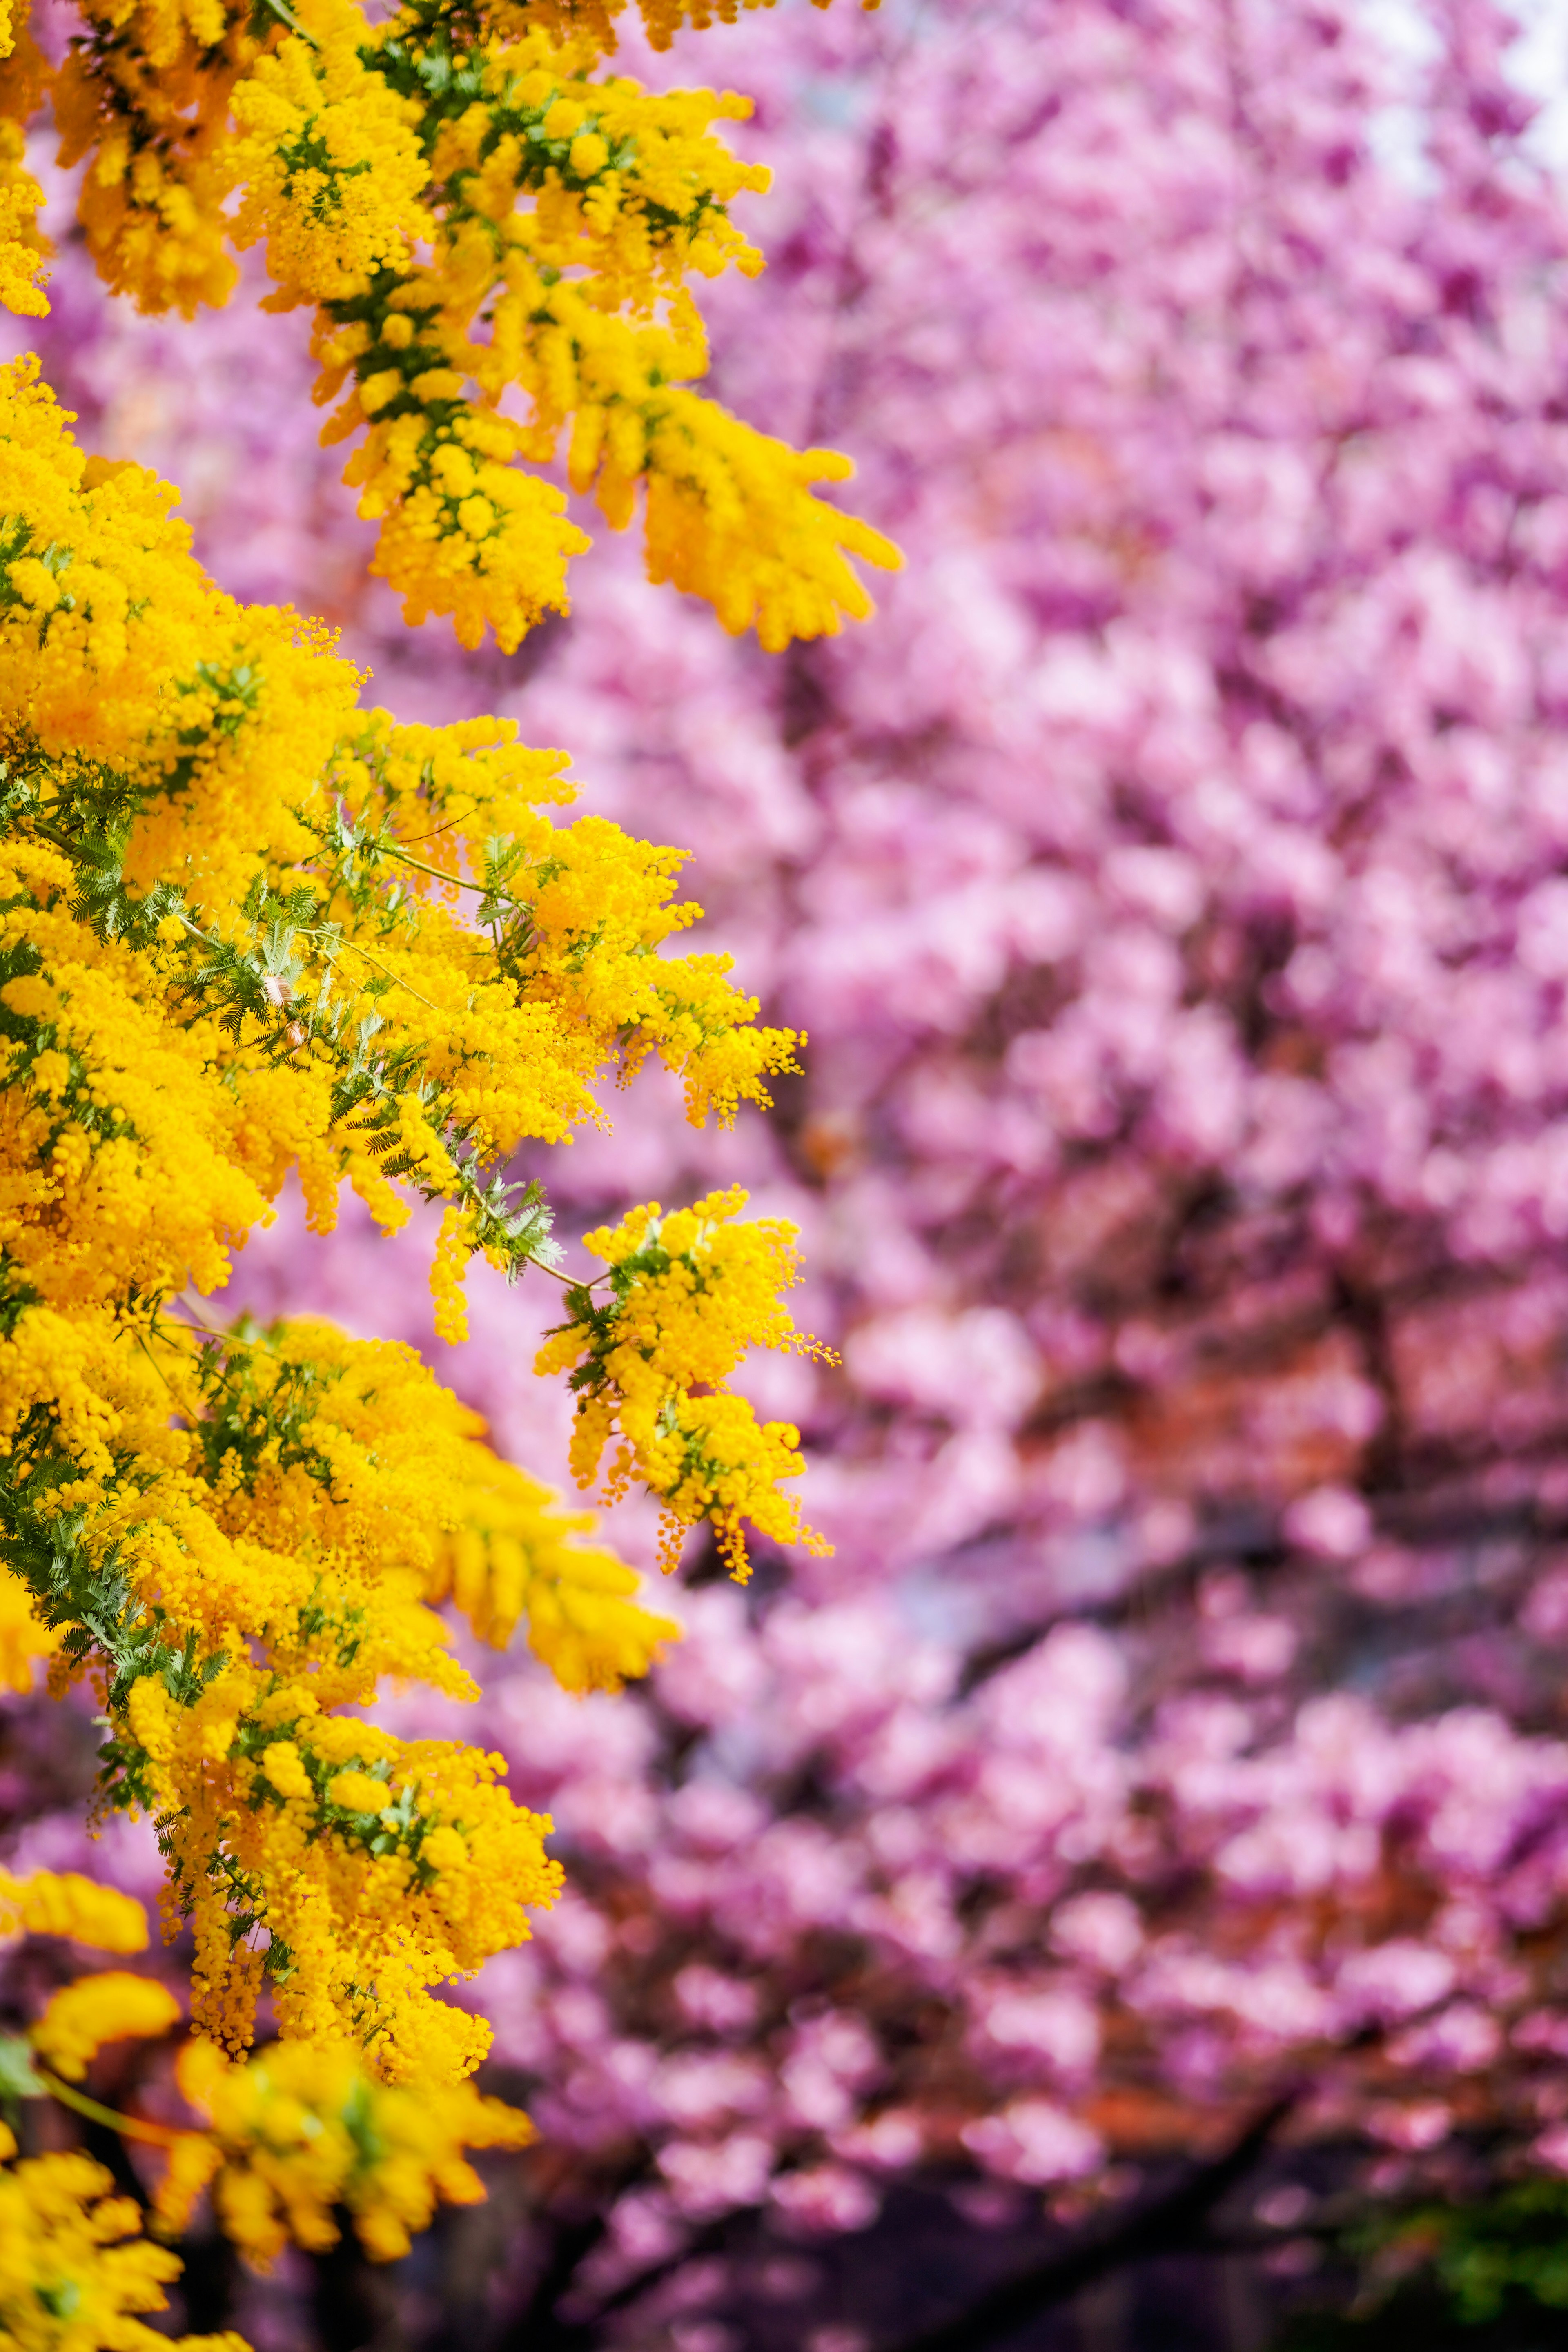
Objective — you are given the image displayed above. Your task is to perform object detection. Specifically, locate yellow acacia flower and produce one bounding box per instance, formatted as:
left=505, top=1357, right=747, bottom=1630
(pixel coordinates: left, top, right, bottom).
left=0, top=2, right=53, bottom=318
left=0, top=0, right=897, bottom=643
left=292, top=7, right=899, bottom=653
left=640, top=396, right=902, bottom=651
left=124, top=1659, right=563, bottom=2076
left=230, top=0, right=432, bottom=301
left=323, top=1768, right=390, bottom=1813
left=159, top=2036, right=534, bottom=2266
left=0, top=1872, right=148, bottom=1955
left=0, top=2125, right=243, bottom=2352
left=536, top=1185, right=836, bottom=1576
left=0, top=363, right=838, bottom=2090
left=48, top=0, right=256, bottom=317
left=0, top=119, right=47, bottom=317
left=431, top=1463, right=680, bottom=1690
left=0, top=1563, right=57, bottom=1688
left=30, top=1974, right=183, bottom=2082
left=500, top=0, right=873, bottom=54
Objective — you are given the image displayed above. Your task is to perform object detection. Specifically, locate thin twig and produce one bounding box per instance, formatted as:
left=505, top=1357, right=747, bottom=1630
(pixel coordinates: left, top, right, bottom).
left=155, top=1310, right=234, bottom=1345
left=40, top=2068, right=183, bottom=2149
left=523, top=1256, right=606, bottom=1291
left=396, top=807, right=481, bottom=848
left=376, top=842, right=492, bottom=895
left=308, top=932, right=445, bottom=1016
left=376, top=837, right=544, bottom=925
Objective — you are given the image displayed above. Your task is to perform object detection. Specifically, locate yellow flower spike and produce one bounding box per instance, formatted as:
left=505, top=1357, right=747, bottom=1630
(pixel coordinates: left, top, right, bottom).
left=30, top=1973, right=183, bottom=2082
left=231, top=0, right=434, bottom=302
left=430, top=1466, right=681, bottom=1690
left=323, top=1767, right=390, bottom=1814
left=50, top=0, right=253, bottom=317
left=0, top=1870, right=149, bottom=1955
left=536, top=1186, right=837, bottom=1576
left=167, top=2038, right=533, bottom=2269
left=0, top=1566, right=58, bottom=1689
left=221, top=0, right=895, bottom=650
left=0, top=2142, right=243, bottom=2352
left=0, top=117, right=48, bottom=318
left=0, top=0, right=894, bottom=629
left=150, top=2131, right=224, bottom=2241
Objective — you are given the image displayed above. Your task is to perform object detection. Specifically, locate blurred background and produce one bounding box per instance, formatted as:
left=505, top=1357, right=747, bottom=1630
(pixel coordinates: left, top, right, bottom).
left=13, top=0, right=1568, bottom=2343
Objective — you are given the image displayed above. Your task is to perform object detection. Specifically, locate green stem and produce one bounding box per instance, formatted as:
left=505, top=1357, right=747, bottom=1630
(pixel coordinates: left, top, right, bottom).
left=39, top=2067, right=182, bottom=2147
left=377, top=842, right=493, bottom=894
left=307, top=930, right=445, bottom=1015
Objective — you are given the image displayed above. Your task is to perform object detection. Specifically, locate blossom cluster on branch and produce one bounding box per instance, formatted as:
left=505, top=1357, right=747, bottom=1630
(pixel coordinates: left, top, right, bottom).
left=0, top=0, right=882, bottom=2334
left=4, top=0, right=895, bottom=649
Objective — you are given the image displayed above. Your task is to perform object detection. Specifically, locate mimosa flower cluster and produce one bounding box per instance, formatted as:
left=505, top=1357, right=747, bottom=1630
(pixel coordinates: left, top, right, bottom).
left=158, top=2035, right=535, bottom=2265
left=537, top=1185, right=834, bottom=1576
left=0, top=350, right=814, bottom=2077
left=0, top=0, right=895, bottom=653
left=0, top=2132, right=234, bottom=2352
left=0, top=1864, right=526, bottom=2341
left=0, top=0, right=866, bottom=2333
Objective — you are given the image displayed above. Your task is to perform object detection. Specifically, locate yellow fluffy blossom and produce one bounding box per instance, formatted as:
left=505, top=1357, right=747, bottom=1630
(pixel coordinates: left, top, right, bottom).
left=158, top=2036, right=534, bottom=2265
left=0, top=2124, right=243, bottom=2352
left=0, top=0, right=853, bottom=2302
left=49, top=0, right=261, bottom=316
left=0, top=1561, right=56, bottom=1687
left=229, top=0, right=433, bottom=301
left=0, top=119, right=47, bottom=317
left=0, top=2, right=51, bottom=317
left=301, top=5, right=899, bottom=650
left=0, top=0, right=897, bottom=648
left=30, top=1973, right=183, bottom=2082
left=512, top=0, right=877, bottom=56
left=429, top=1459, right=680, bottom=1689
left=0, top=368, right=829, bottom=2087
left=0, top=1871, right=149, bottom=1954
left=537, top=1185, right=836, bottom=1577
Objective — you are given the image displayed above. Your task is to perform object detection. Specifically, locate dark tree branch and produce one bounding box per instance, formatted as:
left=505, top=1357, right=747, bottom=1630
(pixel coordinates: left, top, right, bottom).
left=493, top=2199, right=740, bottom=2350
left=880, top=2090, right=1299, bottom=2352
left=575, top=2211, right=739, bottom=2333
left=489, top=2216, right=597, bottom=2349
